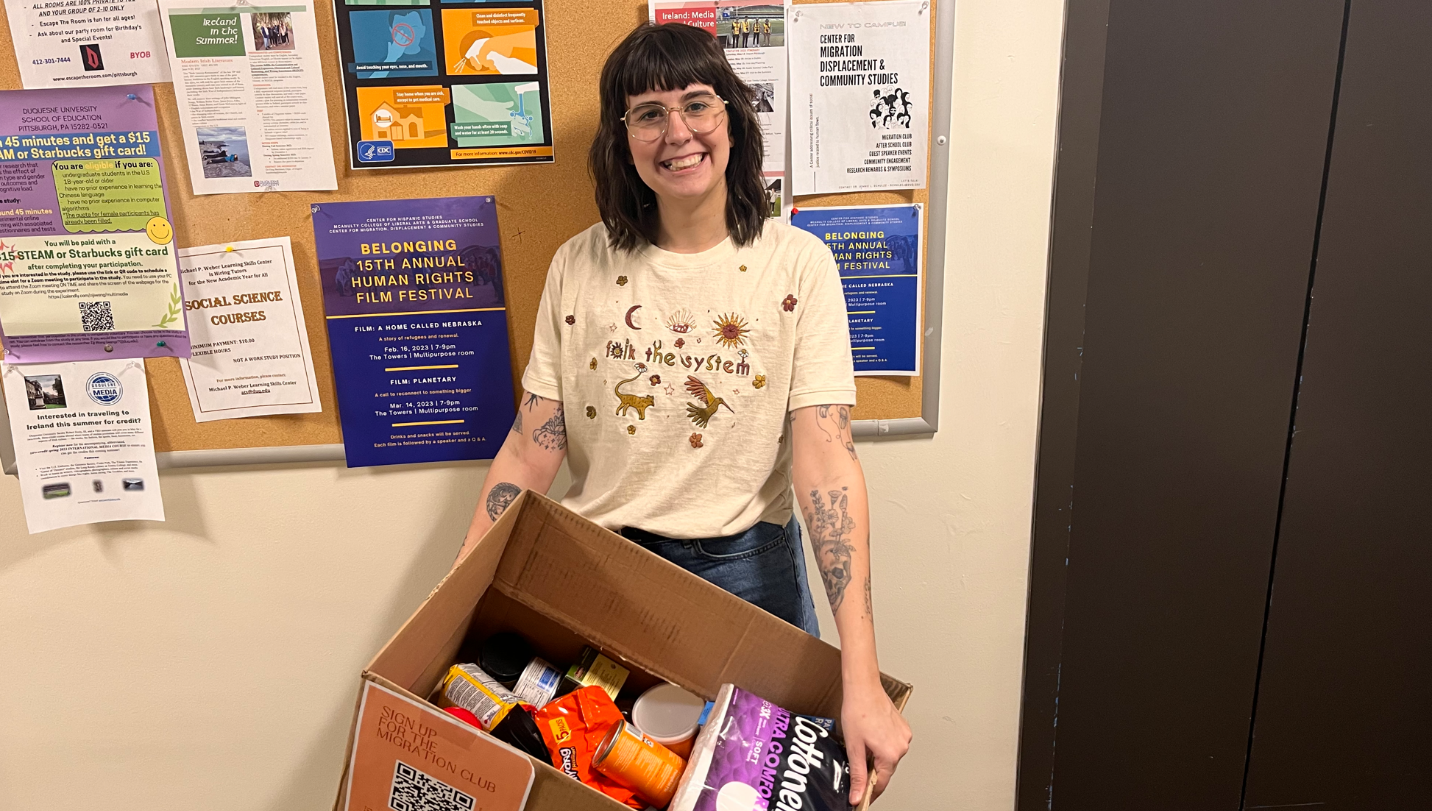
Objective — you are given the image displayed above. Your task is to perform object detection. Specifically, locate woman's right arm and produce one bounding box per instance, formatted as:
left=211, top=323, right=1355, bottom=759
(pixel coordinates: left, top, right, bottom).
left=455, top=391, right=567, bottom=563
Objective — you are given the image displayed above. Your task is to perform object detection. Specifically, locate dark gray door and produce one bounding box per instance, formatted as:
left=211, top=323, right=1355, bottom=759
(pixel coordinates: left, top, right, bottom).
left=1240, top=2, right=1432, bottom=808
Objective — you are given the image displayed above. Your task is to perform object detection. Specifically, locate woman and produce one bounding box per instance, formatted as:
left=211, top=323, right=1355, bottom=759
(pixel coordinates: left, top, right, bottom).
left=457, top=23, right=911, bottom=804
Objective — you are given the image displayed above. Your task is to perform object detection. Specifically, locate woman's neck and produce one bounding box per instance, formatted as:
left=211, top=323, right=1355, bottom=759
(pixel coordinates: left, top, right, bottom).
left=654, top=178, right=729, bottom=254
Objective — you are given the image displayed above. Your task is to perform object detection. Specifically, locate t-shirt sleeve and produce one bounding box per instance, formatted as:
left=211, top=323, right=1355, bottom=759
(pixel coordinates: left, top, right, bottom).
left=788, top=238, right=858, bottom=411
left=520, top=252, right=565, bottom=401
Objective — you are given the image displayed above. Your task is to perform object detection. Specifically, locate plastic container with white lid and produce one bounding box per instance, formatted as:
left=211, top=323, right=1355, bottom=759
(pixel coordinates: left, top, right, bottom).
left=631, top=682, right=705, bottom=759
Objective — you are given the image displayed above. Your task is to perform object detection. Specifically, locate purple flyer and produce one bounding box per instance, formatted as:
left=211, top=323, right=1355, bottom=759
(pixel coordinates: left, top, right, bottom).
left=0, top=84, right=189, bottom=363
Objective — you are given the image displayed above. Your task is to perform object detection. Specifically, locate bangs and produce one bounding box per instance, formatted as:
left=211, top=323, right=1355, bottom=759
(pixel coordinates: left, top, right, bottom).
left=609, top=25, right=730, bottom=100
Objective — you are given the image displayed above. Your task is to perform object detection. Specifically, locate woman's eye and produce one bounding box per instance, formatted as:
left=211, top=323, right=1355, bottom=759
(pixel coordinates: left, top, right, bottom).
left=686, top=102, right=710, bottom=113
left=636, top=109, right=663, bottom=122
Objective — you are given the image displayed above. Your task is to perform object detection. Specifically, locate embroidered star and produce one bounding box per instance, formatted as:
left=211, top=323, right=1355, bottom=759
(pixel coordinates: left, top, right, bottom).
left=664, top=384, right=676, bottom=396
left=608, top=323, right=618, bottom=333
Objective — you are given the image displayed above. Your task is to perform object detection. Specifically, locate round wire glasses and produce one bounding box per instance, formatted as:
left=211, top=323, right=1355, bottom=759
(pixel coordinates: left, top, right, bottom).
left=621, top=95, right=729, bottom=142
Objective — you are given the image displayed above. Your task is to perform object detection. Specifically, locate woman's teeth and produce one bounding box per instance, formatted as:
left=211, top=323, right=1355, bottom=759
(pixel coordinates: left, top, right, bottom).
left=663, top=154, right=704, bottom=170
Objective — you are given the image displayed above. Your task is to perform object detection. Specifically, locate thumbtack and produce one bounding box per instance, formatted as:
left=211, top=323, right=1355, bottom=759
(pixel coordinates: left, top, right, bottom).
left=791, top=207, right=800, bottom=214
left=126, top=94, right=136, bottom=100
left=225, top=245, right=234, bottom=252
left=103, top=344, right=114, bottom=352
left=157, top=340, right=167, bottom=348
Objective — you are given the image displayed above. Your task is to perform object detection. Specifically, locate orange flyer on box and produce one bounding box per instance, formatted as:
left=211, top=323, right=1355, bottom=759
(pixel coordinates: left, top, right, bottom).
left=344, top=681, right=534, bottom=811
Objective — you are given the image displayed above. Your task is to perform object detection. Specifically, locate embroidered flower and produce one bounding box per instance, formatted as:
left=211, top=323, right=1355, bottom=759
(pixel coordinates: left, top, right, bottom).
left=616, top=276, right=628, bottom=286
left=649, top=374, right=661, bottom=385
left=753, top=375, right=767, bottom=389
left=589, top=358, right=598, bottom=370
left=565, top=314, right=575, bottom=325
left=782, top=294, right=798, bottom=312
left=627, top=425, right=637, bottom=435
left=689, top=433, right=703, bottom=448
left=674, top=337, right=685, bottom=349
left=739, top=264, right=748, bottom=272
left=586, top=406, right=596, bottom=419
left=712, top=312, right=750, bottom=349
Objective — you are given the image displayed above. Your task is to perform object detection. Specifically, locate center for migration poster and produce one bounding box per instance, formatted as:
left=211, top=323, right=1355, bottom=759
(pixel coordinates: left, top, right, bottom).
left=313, top=196, right=516, bottom=467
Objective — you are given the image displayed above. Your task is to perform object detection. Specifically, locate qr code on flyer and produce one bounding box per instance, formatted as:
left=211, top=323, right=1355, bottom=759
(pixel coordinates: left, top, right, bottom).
left=78, top=301, right=114, bottom=332
left=389, top=761, right=476, bottom=811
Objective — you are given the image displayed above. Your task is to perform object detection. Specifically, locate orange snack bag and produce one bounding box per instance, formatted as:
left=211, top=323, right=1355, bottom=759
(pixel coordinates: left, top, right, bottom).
left=533, top=685, right=644, bottom=809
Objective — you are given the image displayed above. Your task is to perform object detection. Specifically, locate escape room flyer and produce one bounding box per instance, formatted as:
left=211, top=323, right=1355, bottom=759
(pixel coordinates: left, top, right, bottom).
left=312, top=196, right=516, bottom=467
left=0, top=84, right=190, bottom=363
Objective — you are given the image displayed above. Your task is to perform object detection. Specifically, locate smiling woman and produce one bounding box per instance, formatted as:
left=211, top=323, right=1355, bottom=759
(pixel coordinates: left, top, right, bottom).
left=456, top=22, right=910, bottom=804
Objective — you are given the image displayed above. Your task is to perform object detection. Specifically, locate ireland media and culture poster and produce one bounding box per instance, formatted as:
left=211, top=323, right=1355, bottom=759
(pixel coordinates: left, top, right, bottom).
left=0, top=84, right=190, bottom=363
left=313, top=196, right=516, bottom=467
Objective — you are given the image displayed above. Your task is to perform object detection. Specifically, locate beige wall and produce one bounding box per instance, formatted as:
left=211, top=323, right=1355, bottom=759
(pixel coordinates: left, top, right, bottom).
left=0, top=1, right=1062, bottom=807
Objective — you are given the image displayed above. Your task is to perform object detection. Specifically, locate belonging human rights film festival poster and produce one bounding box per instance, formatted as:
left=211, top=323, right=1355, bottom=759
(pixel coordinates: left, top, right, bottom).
left=157, top=0, right=339, bottom=194
left=0, top=84, right=191, bottom=363
left=1, top=358, right=164, bottom=533
left=792, top=204, right=922, bottom=375
left=4, top=0, right=171, bottom=88
left=648, top=0, right=788, bottom=214
left=789, top=0, right=930, bottom=195
left=177, top=237, right=323, bottom=422
left=332, top=0, right=554, bottom=169
left=313, top=196, right=517, bottom=467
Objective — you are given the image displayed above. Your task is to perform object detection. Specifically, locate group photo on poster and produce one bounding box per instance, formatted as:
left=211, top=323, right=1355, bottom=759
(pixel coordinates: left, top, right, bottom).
left=333, top=0, right=554, bottom=169
left=313, top=196, right=516, bottom=467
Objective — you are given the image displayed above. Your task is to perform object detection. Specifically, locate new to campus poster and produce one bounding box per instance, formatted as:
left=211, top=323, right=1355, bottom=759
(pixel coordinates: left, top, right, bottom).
left=332, top=0, right=554, bottom=169
left=313, top=196, right=517, bottom=467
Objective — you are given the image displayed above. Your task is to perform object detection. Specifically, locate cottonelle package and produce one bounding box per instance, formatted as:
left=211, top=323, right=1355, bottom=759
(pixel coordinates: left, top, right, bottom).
left=334, top=492, right=912, bottom=811
left=669, top=685, right=849, bottom=811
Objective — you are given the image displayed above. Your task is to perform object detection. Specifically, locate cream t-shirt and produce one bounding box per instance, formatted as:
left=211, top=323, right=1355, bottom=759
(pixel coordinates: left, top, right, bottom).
left=522, top=221, right=856, bottom=538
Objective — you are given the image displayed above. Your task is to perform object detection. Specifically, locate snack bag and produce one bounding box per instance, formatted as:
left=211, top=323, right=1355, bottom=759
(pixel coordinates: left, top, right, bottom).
left=669, top=684, right=851, bottom=811
left=533, top=685, right=644, bottom=809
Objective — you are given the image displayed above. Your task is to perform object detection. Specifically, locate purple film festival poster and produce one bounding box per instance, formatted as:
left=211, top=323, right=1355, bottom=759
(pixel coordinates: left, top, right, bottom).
left=0, top=84, right=189, bottom=363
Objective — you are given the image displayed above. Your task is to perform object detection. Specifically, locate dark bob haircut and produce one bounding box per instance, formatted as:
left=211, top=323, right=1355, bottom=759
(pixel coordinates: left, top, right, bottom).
left=590, top=23, right=768, bottom=252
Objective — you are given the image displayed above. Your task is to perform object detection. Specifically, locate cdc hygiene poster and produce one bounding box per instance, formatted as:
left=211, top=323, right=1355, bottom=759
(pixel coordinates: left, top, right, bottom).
left=313, top=196, right=516, bottom=467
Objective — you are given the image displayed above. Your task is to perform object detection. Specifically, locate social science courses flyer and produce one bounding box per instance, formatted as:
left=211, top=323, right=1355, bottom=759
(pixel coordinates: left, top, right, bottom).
left=313, top=196, right=517, bottom=467
left=332, top=0, right=554, bottom=169
left=0, top=84, right=190, bottom=363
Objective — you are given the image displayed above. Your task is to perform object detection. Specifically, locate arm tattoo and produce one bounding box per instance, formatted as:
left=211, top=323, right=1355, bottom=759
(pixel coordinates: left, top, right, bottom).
left=815, top=405, right=858, bottom=460
left=486, top=482, right=521, bottom=520
left=511, top=409, right=523, bottom=435
left=532, top=402, right=567, bottom=451
left=805, top=486, right=857, bottom=612
left=524, top=391, right=542, bottom=410
left=864, top=575, right=873, bottom=619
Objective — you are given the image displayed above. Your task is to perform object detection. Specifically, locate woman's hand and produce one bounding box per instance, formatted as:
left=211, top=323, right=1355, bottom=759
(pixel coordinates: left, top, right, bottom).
left=841, top=677, right=913, bottom=805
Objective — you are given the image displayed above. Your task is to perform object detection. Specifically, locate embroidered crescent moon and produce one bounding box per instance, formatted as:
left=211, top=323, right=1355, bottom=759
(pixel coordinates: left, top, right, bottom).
left=625, top=304, right=643, bottom=329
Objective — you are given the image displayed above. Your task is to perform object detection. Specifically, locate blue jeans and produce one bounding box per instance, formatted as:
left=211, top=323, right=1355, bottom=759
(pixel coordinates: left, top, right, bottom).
left=621, top=516, right=821, bottom=638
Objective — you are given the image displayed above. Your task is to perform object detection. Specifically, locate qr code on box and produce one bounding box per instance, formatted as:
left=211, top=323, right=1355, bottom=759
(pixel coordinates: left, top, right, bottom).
left=389, top=761, right=476, bottom=811
left=78, top=301, right=114, bottom=332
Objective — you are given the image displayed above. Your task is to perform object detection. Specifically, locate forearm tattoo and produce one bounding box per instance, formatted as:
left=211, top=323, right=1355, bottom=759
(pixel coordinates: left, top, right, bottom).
left=864, top=575, right=874, bottom=619
left=815, top=405, right=858, bottom=460
left=511, top=409, right=523, bottom=435
left=524, top=391, right=542, bottom=410
left=532, top=402, right=567, bottom=451
left=486, top=481, right=521, bottom=520
left=806, top=486, right=857, bottom=612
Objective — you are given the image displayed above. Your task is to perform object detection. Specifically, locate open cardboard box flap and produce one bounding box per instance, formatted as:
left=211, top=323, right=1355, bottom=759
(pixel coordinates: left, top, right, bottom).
left=336, top=490, right=911, bottom=811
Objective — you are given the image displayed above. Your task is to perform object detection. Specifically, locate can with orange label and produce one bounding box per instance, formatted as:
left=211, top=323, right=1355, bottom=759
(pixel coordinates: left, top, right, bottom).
left=592, top=720, right=687, bottom=808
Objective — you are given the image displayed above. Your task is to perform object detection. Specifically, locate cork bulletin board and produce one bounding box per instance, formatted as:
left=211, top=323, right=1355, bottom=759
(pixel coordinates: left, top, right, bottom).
left=0, top=0, right=946, bottom=458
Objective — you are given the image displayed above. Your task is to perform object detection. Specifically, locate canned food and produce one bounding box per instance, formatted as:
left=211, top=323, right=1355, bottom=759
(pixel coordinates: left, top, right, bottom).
left=438, top=663, right=520, bottom=729
left=591, top=720, right=686, bottom=808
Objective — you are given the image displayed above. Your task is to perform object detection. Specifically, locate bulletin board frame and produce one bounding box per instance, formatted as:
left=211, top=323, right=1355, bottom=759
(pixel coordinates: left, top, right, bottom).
left=0, top=0, right=952, bottom=474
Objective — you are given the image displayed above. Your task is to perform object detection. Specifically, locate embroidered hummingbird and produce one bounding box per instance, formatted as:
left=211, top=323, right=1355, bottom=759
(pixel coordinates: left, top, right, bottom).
left=685, top=376, right=733, bottom=428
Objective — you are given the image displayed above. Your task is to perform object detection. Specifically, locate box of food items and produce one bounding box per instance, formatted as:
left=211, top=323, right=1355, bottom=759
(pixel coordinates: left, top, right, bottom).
left=333, top=490, right=912, bottom=811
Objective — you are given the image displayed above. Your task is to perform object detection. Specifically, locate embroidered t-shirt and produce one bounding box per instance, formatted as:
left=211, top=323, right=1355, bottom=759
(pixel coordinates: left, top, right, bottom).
left=521, top=221, right=856, bottom=538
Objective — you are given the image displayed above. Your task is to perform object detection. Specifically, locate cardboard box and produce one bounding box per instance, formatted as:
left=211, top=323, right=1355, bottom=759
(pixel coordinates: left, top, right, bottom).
left=334, top=491, right=913, bottom=811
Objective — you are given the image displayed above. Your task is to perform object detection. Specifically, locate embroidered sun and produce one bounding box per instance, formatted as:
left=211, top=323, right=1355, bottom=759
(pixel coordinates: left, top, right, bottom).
left=712, top=312, right=750, bottom=349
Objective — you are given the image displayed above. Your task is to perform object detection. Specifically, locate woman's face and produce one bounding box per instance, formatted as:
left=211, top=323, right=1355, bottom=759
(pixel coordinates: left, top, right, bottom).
left=625, top=83, right=731, bottom=204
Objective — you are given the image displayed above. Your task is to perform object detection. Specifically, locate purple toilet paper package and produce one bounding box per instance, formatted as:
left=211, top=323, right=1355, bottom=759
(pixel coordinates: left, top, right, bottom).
left=669, top=684, right=850, bottom=811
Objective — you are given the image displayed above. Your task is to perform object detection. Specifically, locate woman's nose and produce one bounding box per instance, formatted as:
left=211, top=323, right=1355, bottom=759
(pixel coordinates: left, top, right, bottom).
left=664, top=110, right=694, bottom=143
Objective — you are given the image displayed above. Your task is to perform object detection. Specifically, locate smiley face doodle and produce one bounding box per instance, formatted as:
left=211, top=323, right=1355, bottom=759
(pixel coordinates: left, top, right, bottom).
left=145, top=217, right=173, bottom=245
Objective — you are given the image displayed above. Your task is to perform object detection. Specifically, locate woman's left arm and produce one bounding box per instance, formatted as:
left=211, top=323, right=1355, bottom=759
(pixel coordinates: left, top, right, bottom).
left=790, top=404, right=912, bottom=805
